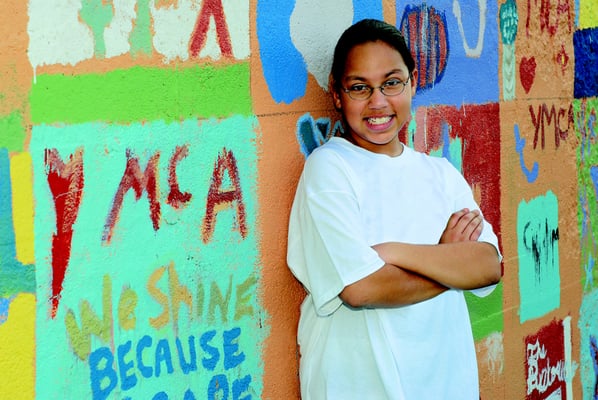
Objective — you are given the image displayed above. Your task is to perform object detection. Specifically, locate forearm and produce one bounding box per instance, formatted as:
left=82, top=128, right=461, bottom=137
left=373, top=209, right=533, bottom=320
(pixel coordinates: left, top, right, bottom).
left=340, top=263, right=448, bottom=308
left=373, top=241, right=501, bottom=290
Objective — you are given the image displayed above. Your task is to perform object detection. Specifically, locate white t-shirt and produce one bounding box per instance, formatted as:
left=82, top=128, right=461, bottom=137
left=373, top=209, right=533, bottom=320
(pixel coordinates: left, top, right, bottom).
left=287, top=137, right=500, bottom=400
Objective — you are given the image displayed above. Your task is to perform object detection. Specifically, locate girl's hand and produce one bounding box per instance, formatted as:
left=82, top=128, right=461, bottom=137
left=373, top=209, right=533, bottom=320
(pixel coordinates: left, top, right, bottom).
left=439, top=208, right=483, bottom=244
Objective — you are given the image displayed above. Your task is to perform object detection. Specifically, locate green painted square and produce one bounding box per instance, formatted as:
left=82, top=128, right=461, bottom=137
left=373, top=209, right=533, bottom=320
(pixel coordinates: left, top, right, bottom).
left=575, top=99, right=598, bottom=293
left=0, top=111, right=26, bottom=152
left=465, top=282, right=504, bottom=340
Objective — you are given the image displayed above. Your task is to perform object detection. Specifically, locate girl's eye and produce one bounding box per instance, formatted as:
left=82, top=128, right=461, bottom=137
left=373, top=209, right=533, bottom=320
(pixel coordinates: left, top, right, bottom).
left=384, top=79, right=403, bottom=87
left=350, top=84, right=370, bottom=93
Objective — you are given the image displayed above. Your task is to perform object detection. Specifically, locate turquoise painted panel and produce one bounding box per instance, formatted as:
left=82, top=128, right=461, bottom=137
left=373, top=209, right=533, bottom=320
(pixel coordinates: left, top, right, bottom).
left=30, top=116, right=265, bottom=399
left=518, top=191, right=561, bottom=323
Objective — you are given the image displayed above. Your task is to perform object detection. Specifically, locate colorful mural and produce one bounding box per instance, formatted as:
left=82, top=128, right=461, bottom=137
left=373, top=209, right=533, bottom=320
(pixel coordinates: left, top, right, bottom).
left=30, top=118, right=262, bottom=399
left=0, top=0, right=596, bottom=399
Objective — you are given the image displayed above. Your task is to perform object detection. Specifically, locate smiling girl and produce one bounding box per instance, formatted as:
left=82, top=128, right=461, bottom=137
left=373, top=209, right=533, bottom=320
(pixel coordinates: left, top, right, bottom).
left=287, top=19, right=502, bottom=399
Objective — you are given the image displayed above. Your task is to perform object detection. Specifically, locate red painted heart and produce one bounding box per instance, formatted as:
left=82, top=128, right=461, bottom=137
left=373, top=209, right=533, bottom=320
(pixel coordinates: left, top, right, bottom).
left=520, top=57, right=536, bottom=94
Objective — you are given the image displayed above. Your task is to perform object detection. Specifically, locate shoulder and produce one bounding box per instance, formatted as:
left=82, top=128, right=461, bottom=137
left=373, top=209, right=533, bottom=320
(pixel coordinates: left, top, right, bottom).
left=308, top=136, right=352, bottom=158
left=300, top=137, right=362, bottom=194
left=404, top=148, right=470, bottom=191
left=304, top=137, right=354, bottom=173
left=406, top=147, right=457, bottom=172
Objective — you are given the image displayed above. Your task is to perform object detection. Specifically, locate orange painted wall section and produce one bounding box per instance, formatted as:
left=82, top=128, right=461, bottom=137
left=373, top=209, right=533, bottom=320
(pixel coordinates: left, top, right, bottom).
left=0, top=1, right=597, bottom=399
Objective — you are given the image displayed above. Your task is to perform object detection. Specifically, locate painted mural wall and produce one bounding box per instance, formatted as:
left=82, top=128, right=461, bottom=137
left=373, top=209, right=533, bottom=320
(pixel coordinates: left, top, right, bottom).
left=0, top=0, right=596, bottom=399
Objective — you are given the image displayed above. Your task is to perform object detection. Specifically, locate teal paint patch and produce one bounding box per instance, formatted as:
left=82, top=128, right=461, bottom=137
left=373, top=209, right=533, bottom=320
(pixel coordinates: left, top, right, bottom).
left=578, top=289, right=598, bottom=399
left=30, top=116, right=265, bottom=399
left=130, top=0, right=152, bottom=57
left=429, top=127, right=463, bottom=173
left=499, top=0, right=518, bottom=45
left=518, top=191, right=561, bottom=323
left=79, top=0, right=114, bottom=58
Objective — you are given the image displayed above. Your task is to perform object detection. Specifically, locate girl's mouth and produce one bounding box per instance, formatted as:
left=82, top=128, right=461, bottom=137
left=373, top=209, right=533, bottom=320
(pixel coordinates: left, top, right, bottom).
left=366, top=116, right=394, bottom=130
left=367, top=116, right=391, bottom=124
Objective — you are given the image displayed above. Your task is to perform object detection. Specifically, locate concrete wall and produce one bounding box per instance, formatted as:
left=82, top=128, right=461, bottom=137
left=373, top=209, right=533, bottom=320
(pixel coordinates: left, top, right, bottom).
left=0, top=0, right=596, bottom=399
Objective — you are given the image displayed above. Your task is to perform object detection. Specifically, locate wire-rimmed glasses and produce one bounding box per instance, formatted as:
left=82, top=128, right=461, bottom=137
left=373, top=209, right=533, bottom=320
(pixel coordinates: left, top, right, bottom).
left=341, top=77, right=411, bottom=100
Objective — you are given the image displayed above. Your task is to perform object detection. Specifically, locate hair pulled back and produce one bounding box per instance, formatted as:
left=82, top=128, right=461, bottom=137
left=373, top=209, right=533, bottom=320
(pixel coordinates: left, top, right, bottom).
left=330, top=19, right=416, bottom=90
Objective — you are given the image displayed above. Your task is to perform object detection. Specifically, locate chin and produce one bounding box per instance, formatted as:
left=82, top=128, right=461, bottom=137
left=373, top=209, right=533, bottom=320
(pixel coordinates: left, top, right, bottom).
left=366, top=133, right=397, bottom=145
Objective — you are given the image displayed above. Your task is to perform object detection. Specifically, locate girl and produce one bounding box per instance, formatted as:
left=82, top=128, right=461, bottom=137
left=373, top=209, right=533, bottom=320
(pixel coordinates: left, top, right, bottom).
left=287, top=19, right=501, bottom=399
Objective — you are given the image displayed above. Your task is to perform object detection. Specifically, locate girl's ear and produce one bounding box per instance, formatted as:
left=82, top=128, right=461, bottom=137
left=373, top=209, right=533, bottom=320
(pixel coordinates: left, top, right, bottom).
left=410, top=69, right=418, bottom=96
left=329, top=78, right=342, bottom=110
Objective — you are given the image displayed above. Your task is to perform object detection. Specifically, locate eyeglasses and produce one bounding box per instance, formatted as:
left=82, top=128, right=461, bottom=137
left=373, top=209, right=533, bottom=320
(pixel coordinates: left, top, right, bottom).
left=341, top=77, right=411, bottom=101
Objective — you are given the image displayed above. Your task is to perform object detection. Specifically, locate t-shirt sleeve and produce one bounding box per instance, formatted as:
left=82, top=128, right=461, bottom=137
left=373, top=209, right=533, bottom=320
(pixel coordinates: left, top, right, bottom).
left=287, top=150, right=386, bottom=316
left=444, top=159, right=502, bottom=298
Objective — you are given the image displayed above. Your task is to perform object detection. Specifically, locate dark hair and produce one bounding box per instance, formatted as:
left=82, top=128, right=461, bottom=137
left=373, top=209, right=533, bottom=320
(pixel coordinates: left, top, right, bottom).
left=330, top=19, right=415, bottom=90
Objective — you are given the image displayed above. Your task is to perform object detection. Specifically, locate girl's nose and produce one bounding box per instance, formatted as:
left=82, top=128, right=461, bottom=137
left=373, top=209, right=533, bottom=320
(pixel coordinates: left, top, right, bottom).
left=368, top=87, right=389, bottom=107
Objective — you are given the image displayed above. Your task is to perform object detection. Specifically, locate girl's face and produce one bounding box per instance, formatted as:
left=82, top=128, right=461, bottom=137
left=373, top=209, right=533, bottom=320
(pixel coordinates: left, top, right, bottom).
left=332, top=40, right=417, bottom=157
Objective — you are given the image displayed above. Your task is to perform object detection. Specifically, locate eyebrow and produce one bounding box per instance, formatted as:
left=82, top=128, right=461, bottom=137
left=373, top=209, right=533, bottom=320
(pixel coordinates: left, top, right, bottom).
left=344, top=69, right=408, bottom=81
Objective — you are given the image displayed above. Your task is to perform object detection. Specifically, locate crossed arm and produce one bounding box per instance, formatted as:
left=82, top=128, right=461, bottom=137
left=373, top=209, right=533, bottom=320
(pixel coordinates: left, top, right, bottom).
left=339, top=209, right=502, bottom=308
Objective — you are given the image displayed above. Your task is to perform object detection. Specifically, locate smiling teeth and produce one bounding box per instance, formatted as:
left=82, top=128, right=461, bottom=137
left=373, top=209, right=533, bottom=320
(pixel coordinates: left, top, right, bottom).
left=368, top=116, right=391, bottom=124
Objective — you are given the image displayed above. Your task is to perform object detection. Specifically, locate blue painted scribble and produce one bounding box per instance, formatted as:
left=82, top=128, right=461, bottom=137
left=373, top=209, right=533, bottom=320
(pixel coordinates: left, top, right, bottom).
left=0, top=296, right=15, bottom=325
left=257, top=0, right=308, bottom=103
left=443, top=124, right=463, bottom=172
left=296, top=114, right=342, bottom=157
left=514, top=124, right=539, bottom=183
left=580, top=191, right=590, bottom=238
left=591, top=166, right=598, bottom=198
left=297, top=113, right=344, bottom=157
left=184, top=389, right=197, bottom=400
left=584, top=252, right=595, bottom=290
left=429, top=124, right=462, bottom=172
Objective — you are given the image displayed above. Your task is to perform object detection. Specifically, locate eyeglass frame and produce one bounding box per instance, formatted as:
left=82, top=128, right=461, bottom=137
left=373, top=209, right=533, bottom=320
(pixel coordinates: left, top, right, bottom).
left=340, top=76, right=411, bottom=101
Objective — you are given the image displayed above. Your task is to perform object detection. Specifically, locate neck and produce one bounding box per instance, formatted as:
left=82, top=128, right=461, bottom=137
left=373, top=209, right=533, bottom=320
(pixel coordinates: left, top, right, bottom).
left=344, top=135, right=404, bottom=157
